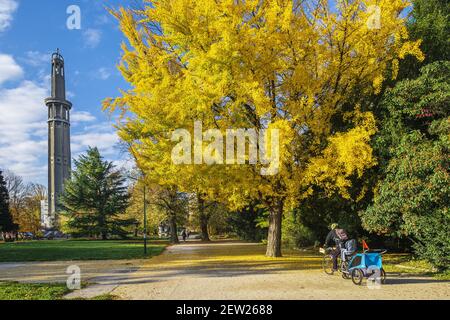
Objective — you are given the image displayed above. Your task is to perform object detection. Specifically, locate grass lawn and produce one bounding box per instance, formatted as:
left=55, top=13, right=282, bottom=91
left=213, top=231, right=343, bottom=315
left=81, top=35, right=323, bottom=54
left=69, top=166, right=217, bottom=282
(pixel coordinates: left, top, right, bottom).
left=0, top=282, right=70, bottom=300
left=0, top=240, right=168, bottom=262
left=382, top=253, right=450, bottom=280
left=0, top=282, right=119, bottom=300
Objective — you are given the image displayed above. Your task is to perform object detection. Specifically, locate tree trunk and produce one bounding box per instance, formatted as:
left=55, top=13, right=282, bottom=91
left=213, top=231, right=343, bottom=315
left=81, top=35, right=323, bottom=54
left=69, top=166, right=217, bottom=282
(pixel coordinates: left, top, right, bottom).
left=200, top=215, right=210, bottom=241
left=197, top=195, right=210, bottom=241
left=265, top=200, right=283, bottom=257
left=169, top=213, right=179, bottom=244
left=99, top=213, right=107, bottom=240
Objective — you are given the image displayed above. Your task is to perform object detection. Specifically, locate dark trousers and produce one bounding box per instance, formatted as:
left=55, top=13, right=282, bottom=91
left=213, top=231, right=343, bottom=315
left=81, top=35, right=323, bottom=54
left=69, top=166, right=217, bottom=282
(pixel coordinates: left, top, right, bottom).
left=331, top=247, right=341, bottom=270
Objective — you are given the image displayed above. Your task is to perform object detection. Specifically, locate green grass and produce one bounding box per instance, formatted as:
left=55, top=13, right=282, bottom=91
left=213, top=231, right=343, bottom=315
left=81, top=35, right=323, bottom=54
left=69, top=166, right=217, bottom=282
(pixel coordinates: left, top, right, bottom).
left=71, top=293, right=119, bottom=300
left=0, top=282, right=121, bottom=300
left=0, top=240, right=168, bottom=262
left=375, top=253, right=450, bottom=280
left=0, top=282, right=70, bottom=300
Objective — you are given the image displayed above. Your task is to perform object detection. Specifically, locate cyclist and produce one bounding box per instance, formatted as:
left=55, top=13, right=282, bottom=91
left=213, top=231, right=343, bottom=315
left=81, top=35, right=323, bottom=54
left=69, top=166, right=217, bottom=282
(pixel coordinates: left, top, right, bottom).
left=324, top=223, right=349, bottom=271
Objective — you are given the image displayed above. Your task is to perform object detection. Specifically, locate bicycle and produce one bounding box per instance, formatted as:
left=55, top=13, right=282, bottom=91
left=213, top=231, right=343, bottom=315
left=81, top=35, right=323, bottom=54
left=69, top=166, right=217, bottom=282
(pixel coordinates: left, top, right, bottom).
left=320, top=247, right=354, bottom=279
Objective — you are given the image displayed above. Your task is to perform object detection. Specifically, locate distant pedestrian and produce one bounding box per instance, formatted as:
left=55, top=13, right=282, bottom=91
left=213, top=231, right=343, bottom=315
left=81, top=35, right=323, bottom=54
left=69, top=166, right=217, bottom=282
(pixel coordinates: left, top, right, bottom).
left=181, top=229, right=187, bottom=242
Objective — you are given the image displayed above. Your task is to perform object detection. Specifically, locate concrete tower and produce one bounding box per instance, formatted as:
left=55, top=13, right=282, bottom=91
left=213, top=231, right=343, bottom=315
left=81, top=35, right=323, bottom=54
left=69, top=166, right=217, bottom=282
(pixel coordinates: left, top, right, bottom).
left=45, top=49, right=72, bottom=229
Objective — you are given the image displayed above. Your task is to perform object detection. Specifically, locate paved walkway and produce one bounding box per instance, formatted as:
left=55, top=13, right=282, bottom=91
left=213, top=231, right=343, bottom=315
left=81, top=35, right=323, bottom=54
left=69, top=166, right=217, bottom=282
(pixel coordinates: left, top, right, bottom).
left=1, top=241, right=449, bottom=299
left=109, top=241, right=450, bottom=300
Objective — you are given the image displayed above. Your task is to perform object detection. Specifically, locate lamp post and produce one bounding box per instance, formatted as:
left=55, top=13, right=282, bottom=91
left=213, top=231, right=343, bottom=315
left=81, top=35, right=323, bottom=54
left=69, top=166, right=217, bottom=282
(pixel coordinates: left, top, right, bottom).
left=143, top=184, right=147, bottom=255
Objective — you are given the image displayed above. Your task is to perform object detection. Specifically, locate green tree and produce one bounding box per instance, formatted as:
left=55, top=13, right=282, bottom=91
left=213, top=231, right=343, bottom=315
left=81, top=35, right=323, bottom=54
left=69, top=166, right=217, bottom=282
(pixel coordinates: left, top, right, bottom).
left=400, top=0, right=450, bottom=79
left=227, top=203, right=267, bottom=242
left=205, top=202, right=232, bottom=237
left=292, top=191, right=365, bottom=244
left=361, top=62, right=450, bottom=270
left=60, top=147, right=134, bottom=239
left=0, top=170, right=18, bottom=236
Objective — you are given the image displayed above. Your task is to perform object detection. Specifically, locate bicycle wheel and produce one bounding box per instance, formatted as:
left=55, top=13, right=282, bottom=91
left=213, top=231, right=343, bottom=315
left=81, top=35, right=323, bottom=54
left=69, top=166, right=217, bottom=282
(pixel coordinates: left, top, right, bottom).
left=351, top=269, right=364, bottom=285
left=322, top=255, right=334, bottom=275
left=341, top=261, right=350, bottom=279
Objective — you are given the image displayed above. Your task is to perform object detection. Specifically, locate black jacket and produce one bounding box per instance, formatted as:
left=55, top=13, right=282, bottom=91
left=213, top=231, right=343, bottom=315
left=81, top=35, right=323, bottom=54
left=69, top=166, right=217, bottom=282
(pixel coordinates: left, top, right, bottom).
left=324, top=230, right=344, bottom=247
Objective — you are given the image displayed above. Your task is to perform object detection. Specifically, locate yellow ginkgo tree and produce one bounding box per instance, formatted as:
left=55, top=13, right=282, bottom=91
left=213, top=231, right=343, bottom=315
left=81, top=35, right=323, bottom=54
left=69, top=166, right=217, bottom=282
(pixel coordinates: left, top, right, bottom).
left=105, top=0, right=423, bottom=257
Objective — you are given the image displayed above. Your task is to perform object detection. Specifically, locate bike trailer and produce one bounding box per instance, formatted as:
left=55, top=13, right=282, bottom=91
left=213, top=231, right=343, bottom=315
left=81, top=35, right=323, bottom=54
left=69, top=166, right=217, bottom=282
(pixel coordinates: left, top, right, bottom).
left=348, top=252, right=382, bottom=272
left=347, top=251, right=386, bottom=285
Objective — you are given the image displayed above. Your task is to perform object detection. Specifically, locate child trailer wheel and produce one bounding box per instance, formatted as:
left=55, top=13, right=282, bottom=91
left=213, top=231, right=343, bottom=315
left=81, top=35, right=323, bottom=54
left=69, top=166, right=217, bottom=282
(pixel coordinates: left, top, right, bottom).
left=351, top=269, right=364, bottom=285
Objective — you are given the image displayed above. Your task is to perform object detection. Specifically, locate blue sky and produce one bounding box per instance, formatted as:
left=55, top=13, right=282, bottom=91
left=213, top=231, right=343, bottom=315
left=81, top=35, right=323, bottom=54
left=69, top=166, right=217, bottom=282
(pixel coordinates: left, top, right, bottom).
left=0, top=0, right=136, bottom=186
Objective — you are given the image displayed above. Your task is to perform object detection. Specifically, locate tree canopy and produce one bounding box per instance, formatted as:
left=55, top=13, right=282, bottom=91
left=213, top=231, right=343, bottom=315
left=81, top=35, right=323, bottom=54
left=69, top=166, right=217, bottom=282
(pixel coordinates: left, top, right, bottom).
left=106, top=0, right=423, bottom=256
left=361, top=61, right=450, bottom=269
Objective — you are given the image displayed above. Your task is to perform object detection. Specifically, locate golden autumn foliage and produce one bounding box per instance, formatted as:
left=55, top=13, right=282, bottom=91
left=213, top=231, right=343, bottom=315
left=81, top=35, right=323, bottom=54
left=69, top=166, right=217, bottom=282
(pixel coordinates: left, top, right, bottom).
left=105, top=0, right=423, bottom=256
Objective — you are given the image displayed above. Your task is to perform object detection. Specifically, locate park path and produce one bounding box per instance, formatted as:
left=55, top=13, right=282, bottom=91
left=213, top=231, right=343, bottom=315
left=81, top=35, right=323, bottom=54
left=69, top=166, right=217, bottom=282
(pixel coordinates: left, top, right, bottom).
left=1, top=240, right=449, bottom=299
left=0, top=260, right=140, bottom=283
left=107, top=241, right=449, bottom=300
left=0, top=259, right=144, bottom=298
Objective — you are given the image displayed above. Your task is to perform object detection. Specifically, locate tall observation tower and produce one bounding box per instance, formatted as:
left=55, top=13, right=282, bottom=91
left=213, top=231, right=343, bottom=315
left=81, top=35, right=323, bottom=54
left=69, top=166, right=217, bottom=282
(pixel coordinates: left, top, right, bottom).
left=44, top=49, right=72, bottom=229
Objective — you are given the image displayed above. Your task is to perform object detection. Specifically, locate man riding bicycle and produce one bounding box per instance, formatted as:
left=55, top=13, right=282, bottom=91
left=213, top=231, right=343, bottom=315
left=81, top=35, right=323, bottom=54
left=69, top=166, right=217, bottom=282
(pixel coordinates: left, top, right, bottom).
left=323, top=223, right=349, bottom=271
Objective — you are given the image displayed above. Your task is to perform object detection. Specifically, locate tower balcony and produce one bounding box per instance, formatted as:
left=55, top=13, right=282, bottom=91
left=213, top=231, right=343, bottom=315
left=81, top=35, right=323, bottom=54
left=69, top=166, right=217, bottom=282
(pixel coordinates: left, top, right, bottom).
left=45, top=97, right=72, bottom=110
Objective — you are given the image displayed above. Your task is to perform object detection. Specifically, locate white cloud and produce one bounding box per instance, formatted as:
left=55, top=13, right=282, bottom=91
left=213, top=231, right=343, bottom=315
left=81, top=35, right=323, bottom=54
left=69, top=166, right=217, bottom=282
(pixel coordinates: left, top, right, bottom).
left=71, top=120, right=122, bottom=160
left=83, top=28, right=102, bottom=48
left=0, top=80, right=48, bottom=143
left=22, top=51, right=51, bottom=67
left=72, top=131, right=120, bottom=157
left=95, top=15, right=110, bottom=26
left=96, top=67, right=111, bottom=80
left=0, top=0, right=18, bottom=32
left=71, top=110, right=96, bottom=123
left=0, top=80, right=49, bottom=182
left=113, top=158, right=136, bottom=173
left=66, top=90, right=76, bottom=99
left=0, top=53, right=23, bottom=84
